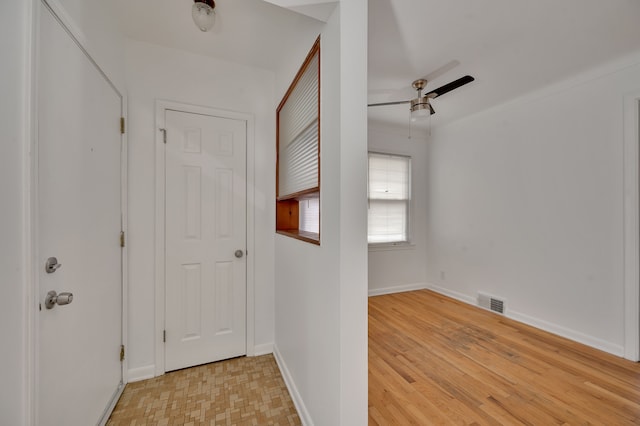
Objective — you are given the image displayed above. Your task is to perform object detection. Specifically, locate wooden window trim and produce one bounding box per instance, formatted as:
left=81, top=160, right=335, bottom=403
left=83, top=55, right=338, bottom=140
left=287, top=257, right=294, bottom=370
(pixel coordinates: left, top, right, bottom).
left=277, top=187, right=319, bottom=202
left=276, top=230, right=320, bottom=245
left=276, top=36, right=321, bottom=245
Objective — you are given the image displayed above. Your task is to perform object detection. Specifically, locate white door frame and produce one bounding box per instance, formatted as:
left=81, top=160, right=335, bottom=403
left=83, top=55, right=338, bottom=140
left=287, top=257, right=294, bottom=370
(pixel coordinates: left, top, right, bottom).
left=154, top=100, right=256, bottom=376
left=29, top=0, right=129, bottom=423
left=623, top=91, right=640, bottom=362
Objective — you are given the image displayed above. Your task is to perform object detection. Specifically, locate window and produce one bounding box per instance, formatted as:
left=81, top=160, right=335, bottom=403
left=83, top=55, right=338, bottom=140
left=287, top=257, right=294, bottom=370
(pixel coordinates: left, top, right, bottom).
left=276, top=37, right=321, bottom=245
left=368, top=152, right=411, bottom=244
left=299, top=195, right=320, bottom=234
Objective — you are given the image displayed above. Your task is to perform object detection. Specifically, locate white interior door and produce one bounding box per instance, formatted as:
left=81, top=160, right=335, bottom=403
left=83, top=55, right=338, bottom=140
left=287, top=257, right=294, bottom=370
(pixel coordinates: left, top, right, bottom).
left=37, top=4, right=123, bottom=425
left=164, top=109, right=247, bottom=372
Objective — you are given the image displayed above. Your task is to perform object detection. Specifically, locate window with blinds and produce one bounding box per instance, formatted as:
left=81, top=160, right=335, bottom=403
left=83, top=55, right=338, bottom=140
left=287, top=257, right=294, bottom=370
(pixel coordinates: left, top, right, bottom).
left=299, top=196, right=320, bottom=234
left=368, top=152, right=411, bottom=244
left=278, top=51, right=319, bottom=197
left=276, top=37, right=321, bottom=244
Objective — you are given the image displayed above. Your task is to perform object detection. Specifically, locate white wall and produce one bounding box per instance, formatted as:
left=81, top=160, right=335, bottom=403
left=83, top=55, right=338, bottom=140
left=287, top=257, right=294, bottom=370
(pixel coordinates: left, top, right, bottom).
left=367, top=123, right=428, bottom=295
left=274, top=2, right=368, bottom=424
left=274, top=13, right=341, bottom=424
left=426, top=52, right=640, bottom=356
left=52, top=0, right=125, bottom=89
left=125, top=40, right=277, bottom=376
left=337, top=1, right=368, bottom=422
left=0, top=1, right=30, bottom=423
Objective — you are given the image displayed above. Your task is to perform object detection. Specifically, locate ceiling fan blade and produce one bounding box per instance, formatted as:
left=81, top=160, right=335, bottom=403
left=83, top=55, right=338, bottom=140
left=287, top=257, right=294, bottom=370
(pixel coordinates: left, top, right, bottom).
left=425, top=75, right=475, bottom=98
left=429, top=103, right=435, bottom=115
left=367, top=88, right=398, bottom=96
left=368, top=61, right=461, bottom=102
left=418, top=60, right=461, bottom=83
left=368, top=99, right=412, bottom=107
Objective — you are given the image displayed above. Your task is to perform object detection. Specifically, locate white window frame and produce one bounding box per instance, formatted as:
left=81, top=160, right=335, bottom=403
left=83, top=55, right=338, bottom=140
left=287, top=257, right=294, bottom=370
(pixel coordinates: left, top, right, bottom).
left=367, top=151, right=412, bottom=248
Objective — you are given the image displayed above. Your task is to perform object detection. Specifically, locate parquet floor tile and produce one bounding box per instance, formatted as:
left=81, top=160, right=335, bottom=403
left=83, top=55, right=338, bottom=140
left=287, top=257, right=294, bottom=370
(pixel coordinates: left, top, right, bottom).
left=107, top=354, right=300, bottom=426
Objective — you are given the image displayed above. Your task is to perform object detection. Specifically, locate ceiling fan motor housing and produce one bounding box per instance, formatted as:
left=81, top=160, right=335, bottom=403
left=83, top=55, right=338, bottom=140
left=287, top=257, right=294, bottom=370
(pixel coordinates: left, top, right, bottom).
left=411, top=96, right=431, bottom=113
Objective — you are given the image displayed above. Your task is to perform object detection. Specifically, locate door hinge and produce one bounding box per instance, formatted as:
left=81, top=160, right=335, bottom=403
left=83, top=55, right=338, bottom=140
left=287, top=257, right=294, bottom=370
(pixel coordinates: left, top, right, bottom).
left=120, top=117, right=125, bottom=134
left=160, top=128, right=167, bottom=144
left=120, top=344, right=125, bottom=362
left=163, top=330, right=166, bottom=343
left=120, top=231, right=125, bottom=248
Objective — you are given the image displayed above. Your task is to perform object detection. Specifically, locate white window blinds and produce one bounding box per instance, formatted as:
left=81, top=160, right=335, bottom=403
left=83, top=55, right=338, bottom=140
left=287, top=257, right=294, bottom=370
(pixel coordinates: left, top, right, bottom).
left=368, top=152, right=411, bottom=244
left=278, top=51, right=319, bottom=198
left=299, top=196, right=320, bottom=234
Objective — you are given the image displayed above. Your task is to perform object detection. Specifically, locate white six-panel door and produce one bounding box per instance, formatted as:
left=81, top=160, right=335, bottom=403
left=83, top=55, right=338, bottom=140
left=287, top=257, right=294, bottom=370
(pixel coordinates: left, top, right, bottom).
left=164, top=109, right=247, bottom=371
left=37, top=3, right=123, bottom=425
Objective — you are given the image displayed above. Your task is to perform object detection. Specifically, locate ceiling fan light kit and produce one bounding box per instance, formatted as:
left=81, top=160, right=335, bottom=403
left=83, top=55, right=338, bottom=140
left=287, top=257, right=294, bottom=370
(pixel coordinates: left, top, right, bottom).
left=410, top=99, right=431, bottom=121
left=409, top=79, right=432, bottom=122
left=192, top=0, right=216, bottom=32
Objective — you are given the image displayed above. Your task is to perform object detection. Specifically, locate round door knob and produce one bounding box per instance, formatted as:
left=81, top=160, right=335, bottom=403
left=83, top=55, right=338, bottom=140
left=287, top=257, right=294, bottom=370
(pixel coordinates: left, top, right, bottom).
left=44, top=290, right=74, bottom=309
left=234, top=250, right=244, bottom=258
left=56, top=292, right=73, bottom=306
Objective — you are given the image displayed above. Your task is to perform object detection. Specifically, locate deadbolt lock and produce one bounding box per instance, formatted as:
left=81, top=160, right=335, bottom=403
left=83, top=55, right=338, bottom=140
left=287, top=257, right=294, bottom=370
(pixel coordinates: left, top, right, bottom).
left=45, top=257, right=62, bottom=273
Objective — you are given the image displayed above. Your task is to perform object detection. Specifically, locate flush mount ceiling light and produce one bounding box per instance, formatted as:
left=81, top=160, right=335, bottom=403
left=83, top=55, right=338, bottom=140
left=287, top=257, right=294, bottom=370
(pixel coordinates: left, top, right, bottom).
left=192, top=0, right=216, bottom=32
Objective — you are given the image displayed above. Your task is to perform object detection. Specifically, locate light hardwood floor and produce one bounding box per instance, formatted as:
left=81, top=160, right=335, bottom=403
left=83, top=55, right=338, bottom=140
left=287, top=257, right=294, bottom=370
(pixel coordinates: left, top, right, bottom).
left=369, top=290, right=640, bottom=425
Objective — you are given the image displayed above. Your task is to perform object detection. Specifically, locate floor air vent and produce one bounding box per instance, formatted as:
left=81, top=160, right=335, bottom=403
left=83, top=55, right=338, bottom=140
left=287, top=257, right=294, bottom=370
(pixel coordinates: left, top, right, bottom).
left=478, top=292, right=505, bottom=314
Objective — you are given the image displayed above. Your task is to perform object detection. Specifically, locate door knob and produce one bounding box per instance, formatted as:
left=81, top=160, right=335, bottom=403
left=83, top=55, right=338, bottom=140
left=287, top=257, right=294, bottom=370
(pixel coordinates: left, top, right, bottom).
left=45, top=290, right=73, bottom=309
left=234, top=250, right=244, bottom=258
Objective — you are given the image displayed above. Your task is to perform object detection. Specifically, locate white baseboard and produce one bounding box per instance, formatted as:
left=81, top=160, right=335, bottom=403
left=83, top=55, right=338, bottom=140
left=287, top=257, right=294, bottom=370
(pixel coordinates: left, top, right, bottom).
left=427, top=283, right=625, bottom=357
left=127, top=365, right=155, bottom=383
left=427, top=283, right=475, bottom=305
left=368, top=282, right=427, bottom=297
left=273, top=345, right=313, bottom=426
left=508, top=310, right=625, bottom=357
left=253, top=343, right=274, bottom=356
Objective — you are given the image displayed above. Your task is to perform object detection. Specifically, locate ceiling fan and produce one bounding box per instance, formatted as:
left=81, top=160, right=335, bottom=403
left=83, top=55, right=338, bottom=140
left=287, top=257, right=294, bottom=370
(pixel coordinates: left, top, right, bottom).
left=368, top=75, right=475, bottom=121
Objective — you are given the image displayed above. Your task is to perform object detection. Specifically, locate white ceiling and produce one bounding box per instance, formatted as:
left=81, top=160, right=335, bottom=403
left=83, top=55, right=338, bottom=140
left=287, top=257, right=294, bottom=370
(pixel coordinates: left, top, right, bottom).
left=262, top=0, right=338, bottom=22
left=114, top=0, right=640, bottom=128
left=368, top=0, right=640, bottom=128
left=113, top=0, right=323, bottom=72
